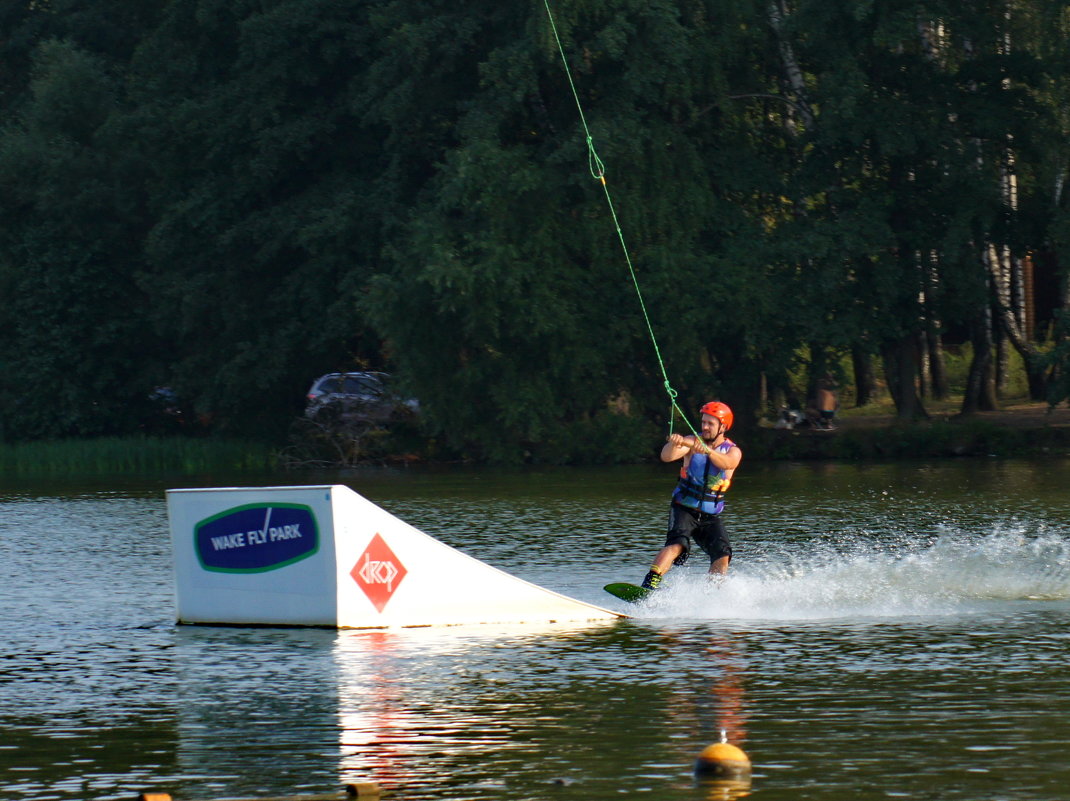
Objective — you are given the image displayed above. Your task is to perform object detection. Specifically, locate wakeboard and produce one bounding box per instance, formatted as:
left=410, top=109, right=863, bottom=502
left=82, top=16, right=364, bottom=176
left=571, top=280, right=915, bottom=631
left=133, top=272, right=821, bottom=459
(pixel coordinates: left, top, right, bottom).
left=603, top=582, right=653, bottom=603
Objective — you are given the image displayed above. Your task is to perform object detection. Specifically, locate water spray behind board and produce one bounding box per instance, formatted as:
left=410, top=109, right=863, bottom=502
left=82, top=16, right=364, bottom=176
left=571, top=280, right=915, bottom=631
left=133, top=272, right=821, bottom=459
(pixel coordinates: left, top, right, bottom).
left=630, top=528, right=1070, bottom=621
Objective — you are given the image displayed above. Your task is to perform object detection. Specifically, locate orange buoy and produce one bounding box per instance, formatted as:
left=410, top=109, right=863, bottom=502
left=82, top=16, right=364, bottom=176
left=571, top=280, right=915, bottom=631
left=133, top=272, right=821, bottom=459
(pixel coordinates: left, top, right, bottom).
left=694, top=741, right=751, bottom=778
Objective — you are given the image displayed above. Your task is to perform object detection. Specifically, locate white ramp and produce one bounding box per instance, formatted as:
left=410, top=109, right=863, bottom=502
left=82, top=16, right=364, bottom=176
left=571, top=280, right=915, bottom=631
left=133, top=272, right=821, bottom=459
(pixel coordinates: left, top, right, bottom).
left=167, top=484, right=623, bottom=628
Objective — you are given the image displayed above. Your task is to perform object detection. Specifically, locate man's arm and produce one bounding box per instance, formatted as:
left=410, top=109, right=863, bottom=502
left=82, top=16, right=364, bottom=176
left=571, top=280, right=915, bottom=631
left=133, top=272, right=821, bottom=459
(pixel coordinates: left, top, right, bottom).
left=662, top=434, right=742, bottom=471
left=660, top=434, right=695, bottom=462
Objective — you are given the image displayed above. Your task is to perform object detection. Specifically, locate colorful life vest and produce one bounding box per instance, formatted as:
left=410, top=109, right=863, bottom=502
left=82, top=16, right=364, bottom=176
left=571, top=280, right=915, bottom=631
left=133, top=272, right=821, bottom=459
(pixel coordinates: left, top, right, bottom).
left=671, top=439, right=735, bottom=515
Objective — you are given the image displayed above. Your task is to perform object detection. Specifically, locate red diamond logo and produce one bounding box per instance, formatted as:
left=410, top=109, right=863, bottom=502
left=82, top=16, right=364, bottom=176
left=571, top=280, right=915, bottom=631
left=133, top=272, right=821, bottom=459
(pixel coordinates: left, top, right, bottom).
left=351, top=533, right=408, bottom=613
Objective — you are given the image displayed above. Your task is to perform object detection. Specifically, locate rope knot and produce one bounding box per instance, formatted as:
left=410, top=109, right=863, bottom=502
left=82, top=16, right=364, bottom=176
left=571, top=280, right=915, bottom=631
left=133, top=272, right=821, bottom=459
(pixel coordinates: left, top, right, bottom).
left=585, top=136, right=605, bottom=181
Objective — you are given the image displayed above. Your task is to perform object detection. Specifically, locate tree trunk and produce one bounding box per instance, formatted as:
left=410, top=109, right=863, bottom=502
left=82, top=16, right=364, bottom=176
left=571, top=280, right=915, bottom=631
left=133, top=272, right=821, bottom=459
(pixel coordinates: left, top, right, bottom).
left=927, top=331, right=950, bottom=400
left=975, top=13, right=1045, bottom=401
left=995, top=327, right=1010, bottom=396
left=917, top=331, right=931, bottom=399
left=962, top=308, right=998, bottom=414
left=920, top=250, right=949, bottom=400
left=980, top=22, right=1048, bottom=401
left=807, top=341, right=830, bottom=408
left=851, top=346, right=876, bottom=407
left=722, top=365, right=765, bottom=433
left=985, top=243, right=1049, bottom=400
left=881, top=336, right=928, bottom=420
left=767, top=0, right=814, bottom=131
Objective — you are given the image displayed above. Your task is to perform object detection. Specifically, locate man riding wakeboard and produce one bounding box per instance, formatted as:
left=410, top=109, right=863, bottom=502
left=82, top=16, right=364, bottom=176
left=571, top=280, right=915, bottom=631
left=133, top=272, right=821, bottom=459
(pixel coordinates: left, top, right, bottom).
left=641, top=401, right=742, bottom=590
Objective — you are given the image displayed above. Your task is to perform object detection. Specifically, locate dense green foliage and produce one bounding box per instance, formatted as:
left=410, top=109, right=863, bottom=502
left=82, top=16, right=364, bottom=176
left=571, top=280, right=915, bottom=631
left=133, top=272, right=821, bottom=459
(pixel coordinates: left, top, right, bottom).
left=0, top=0, right=1067, bottom=461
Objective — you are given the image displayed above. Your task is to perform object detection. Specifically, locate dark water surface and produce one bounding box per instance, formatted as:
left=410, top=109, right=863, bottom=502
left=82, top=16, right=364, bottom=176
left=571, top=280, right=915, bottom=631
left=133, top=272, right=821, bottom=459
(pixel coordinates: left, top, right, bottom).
left=2, top=460, right=1070, bottom=800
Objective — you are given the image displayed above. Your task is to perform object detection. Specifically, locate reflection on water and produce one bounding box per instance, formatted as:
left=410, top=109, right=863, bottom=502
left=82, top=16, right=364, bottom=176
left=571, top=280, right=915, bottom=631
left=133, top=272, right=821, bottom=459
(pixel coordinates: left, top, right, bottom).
left=3, top=461, right=1070, bottom=800
left=697, top=777, right=753, bottom=801
left=334, top=624, right=625, bottom=794
left=329, top=622, right=755, bottom=799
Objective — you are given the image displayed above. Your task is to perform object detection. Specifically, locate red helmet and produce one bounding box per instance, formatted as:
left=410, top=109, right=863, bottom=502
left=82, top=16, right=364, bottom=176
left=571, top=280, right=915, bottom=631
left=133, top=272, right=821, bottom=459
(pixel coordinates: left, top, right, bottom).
left=699, top=401, right=733, bottom=431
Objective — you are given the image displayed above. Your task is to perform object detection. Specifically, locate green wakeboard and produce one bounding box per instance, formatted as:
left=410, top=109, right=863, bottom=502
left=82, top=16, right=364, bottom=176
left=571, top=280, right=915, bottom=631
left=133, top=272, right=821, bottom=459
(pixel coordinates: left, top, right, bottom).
left=603, top=582, right=653, bottom=603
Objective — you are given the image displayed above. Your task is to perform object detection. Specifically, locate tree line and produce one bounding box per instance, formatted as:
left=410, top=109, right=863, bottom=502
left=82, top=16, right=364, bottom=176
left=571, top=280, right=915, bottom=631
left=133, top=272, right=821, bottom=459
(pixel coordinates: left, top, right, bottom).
left=1, top=0, right=1068, bottom=462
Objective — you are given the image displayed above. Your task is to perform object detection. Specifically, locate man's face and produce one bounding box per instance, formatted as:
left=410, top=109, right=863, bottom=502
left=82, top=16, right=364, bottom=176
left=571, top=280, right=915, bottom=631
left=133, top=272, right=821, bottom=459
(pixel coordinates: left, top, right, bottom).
left=701, top=413, right=723, bottom=441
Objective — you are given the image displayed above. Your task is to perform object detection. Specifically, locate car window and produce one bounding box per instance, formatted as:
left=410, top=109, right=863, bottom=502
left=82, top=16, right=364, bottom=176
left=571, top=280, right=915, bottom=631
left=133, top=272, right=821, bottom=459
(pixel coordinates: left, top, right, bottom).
left=318, top=377, right=343, bottom=393
left=360, top=376, right=386, bottom=393
left=343, top=376, right=383, bottom=395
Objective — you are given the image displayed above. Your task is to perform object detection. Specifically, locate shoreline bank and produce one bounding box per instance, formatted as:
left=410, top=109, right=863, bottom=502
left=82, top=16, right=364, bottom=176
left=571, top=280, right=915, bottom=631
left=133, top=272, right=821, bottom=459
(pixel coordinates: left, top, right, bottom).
left=750, top=402, right=1070, bottom=460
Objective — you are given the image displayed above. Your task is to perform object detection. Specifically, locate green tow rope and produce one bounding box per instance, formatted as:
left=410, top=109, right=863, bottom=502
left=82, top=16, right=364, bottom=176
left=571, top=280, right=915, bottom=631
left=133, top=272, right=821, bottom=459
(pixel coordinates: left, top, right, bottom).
left=542, top=0, right=691, bottom=437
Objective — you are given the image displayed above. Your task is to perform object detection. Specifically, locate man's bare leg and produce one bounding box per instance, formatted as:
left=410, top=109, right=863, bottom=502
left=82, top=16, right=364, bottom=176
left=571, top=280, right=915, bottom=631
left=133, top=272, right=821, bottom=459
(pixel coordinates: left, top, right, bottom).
left=642, top=544, right=684, bottom=588
left=651, top=544, right=685, bottom=575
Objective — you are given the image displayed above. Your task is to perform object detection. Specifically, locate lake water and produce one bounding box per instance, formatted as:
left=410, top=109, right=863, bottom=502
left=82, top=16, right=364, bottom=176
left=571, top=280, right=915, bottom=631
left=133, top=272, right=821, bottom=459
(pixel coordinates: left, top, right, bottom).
left=2, top=460, right=1070, bottom=801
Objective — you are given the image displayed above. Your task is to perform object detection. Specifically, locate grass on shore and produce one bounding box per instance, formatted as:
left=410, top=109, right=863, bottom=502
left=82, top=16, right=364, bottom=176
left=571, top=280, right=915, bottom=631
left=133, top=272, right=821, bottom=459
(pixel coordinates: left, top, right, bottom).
left=0, top=436, right=278, bottom=475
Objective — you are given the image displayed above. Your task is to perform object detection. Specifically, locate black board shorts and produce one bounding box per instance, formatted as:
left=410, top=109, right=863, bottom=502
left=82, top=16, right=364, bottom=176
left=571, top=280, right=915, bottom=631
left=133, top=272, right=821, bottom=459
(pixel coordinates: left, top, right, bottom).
left=664, top=503, right=733, bottom=565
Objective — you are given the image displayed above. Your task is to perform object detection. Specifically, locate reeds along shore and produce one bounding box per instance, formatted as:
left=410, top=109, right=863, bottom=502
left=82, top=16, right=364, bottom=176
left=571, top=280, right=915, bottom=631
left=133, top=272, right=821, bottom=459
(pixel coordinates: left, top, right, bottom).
left=0, top=436, right=276, bottom=475
left=3, top=417, right=1069, bottom=477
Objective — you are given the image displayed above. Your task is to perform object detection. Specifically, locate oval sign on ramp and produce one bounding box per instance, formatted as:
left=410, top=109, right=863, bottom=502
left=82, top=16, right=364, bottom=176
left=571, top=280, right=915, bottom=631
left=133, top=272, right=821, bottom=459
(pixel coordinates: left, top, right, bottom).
left=194, top=503, right=319, bottom=573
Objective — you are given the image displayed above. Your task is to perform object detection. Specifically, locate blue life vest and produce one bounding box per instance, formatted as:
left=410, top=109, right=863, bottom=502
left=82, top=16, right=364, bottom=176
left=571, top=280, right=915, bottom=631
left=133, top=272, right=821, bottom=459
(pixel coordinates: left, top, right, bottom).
left=671, top=439, right=735, bottom=515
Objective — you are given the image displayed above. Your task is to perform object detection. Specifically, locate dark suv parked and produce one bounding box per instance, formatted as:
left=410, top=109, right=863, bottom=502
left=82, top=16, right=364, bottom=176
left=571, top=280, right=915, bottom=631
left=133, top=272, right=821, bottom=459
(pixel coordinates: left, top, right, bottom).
left=304, top=372, right=418, bottom=423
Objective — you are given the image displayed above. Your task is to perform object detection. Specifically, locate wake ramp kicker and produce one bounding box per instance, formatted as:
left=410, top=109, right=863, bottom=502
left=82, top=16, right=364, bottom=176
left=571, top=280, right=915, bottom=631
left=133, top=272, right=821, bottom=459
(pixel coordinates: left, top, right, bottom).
left=168, top=485, right=624, bottom=628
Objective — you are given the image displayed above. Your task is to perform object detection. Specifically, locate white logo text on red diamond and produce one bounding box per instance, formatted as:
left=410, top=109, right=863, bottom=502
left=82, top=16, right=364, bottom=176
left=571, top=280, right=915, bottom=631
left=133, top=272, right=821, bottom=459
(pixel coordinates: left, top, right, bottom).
left=350, top=533, right=408, bottom=613
left=357, top=553, right=399, bottom=591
